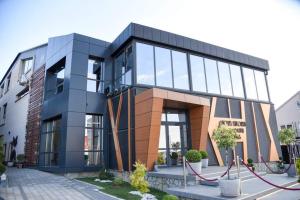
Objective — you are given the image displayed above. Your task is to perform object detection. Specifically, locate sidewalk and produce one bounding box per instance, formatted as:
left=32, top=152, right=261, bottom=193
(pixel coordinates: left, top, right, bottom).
left=0, top=167, right=118, bottom=200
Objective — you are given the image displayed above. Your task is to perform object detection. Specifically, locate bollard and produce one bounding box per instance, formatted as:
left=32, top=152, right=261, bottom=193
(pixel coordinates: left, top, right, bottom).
left=183, top=156, right=187, bottom=189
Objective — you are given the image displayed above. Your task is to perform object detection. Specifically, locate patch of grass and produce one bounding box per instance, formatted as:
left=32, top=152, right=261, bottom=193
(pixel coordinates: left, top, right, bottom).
left=78, top=177, right=167, bottom=200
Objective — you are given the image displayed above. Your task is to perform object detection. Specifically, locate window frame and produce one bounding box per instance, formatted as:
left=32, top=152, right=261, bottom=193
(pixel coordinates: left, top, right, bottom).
left=87, top=57, right=105, bottom=93
left=133, top=40, right=270, bottom=103
left=84, top=114, right=104, bottom=166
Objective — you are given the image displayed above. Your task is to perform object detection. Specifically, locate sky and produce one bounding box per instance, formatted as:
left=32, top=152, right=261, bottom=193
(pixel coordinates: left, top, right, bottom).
left=0, top=0, right=300, bottom=108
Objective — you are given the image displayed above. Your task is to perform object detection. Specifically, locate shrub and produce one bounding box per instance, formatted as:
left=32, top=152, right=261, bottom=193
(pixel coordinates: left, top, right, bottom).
left=247, top=158, right=253, bottom=164
left=296, top=158, right=300, bottom=176
left=170, top=152, right=178, bottom=160
left=130, top=161, right=149, bottom=193
left=162, top=194, right=179, bottom=200
left=157, top=152, right=165, bottom=165
left=199, top=151, right=208, bottom=159
left=185, top=150, right=202, bottom=163
left=112, top=177, right=124, bottom=186
left=0, top=164, right=5, bottom=175
left=98, top=169, right=114, bottom=180
left=17, top=154, right=25, bottom=163
left=212, top=125, right=240, bottom=150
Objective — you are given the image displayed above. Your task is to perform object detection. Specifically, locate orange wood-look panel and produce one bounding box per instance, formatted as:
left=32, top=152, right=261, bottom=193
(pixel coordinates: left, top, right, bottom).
left=108, top=94, right=124, bottom=171
left=135, top=93, right=163, bottom=170
left=260, top=103, right=279, bottom=161
left=189, top=106, right=210, bottom=151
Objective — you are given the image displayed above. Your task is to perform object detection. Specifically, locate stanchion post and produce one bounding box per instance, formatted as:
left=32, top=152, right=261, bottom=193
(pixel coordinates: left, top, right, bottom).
left=183, top=156, right=187, bottom=189
left=238, top=156, right=242, bottom=195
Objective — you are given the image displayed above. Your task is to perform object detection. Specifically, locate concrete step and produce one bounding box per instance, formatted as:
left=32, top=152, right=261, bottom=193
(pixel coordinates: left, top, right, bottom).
left=199, top=170, right=267, bottom=186
left=166, top=174, right=299, bottom=200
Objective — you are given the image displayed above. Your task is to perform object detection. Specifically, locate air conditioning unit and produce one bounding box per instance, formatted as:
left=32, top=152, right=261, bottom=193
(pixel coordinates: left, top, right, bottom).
left=18, top=74, right=29, bottom=86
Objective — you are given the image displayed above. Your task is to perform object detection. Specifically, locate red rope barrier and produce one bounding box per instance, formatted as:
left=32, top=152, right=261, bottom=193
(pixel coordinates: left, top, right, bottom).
left=241, top=159, right=300, bottom=191
left=260, top=156, right=291, bottom=174
left=185, top=160, right=234, bottom=182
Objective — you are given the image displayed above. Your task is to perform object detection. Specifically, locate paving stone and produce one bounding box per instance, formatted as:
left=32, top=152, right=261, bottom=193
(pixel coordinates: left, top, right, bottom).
left=0, top=168, right=118, bottom=200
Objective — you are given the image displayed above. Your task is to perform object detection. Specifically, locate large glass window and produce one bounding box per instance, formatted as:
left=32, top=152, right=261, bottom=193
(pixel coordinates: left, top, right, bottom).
left=5, top=73, right=11, bottom=93
left=87, top=57, right=104, bottom=93
left=84, top=114, right=103, bottom=166
left=172, top=51, right=189, bottom=90
left=205, top=58, right=220, bottom=94
left=0, top=84, right=4, bottom=98
left=22, top=58, right=33, bottom=75
left=2, top=103, right=7, bottom=122
left=115, top=46, right=132, bottom=89
left=190, top=55, right=207, bottom=92
left=43, top=118, right=61, bottom=166
left=155, top=47, right=173, bottom=88
left=230, top=64, right=244, bottom=98
left=56, top=68, right=65, bottom=94
left=136, top=43, right=155, bottom=85
left=218, top=61, right=232, bottom=96
left=243, top=68, right=258, bottom=100
left=255, top=71, right=269, bottom=101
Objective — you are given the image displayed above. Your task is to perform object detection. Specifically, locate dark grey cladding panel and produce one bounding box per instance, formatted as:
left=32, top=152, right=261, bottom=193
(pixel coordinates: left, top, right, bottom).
left=245, top=102, right=258, bottom=162
left=207, top=138, right=218, bottom=165
left=119, top=129, right=129, bottom=171
left=269, top=104, right=282, bottom=157
left=254, top=102, right=270, bottom=161
left=230, top=99, right=241, bottom=119
left=110, top=23, right=269, bottom=70
left=86, top=92, right=107, bottom=114
left=214, top=98, right=229, bottom=118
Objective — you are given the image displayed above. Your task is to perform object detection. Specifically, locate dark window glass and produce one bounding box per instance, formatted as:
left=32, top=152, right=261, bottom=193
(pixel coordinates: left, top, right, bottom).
left=3, top=103, right=7, bottom=121
left=56, top=68, right=64, bottom=94
left=172, top=51, right=189, bottom=90
left=114, top=46, right=132, bottom=88
left=43, top=118, right=61, bottom=166
left=87, top=58, right=104, bottom=93
left=205, top=58, right=220, bottom=94
left=84, top=114, right=103, bottom=166
left=243, top=68, right=257, bottom=100
left=254, top=70, right=269, bottom=101
left=155, top=47, right=173, bottom=88
left=218, top=61, right=232, bottom=96
left=230, top=64, right=244, bottom=98
left=136, top=43, right=155, bottom=85
left=5, top=74, right=11, bottom=93
left=190, top=55, right=206, bottom=92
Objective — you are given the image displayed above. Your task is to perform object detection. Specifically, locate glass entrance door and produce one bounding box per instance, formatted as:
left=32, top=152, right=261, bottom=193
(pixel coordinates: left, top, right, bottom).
left=159, top=110, right=188, bottom=166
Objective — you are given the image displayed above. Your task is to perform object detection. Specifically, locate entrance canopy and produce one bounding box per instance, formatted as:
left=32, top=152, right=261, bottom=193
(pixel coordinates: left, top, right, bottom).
left=135, top=88, right=210, bottom=170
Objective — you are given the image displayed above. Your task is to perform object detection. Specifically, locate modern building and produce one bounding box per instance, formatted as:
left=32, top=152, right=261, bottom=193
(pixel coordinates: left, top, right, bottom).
left=0, top=23, right=281, bottom=173
left=276, top=91, right=300, bottom=138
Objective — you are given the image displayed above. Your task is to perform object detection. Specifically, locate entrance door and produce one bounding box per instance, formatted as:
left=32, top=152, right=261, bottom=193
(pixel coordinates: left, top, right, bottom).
left=159, top=110, right=188, bottom=166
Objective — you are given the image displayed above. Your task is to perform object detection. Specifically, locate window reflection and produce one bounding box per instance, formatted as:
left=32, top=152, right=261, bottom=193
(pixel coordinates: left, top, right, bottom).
left=205, top=58, right=220, bottom=94
left=255, top=71, right=269, bottom=101
left=230, top=64, right=244, bottom=98
left=155, top=47, right=173, bottom=88
left=136, top=43, right=155, bottom=85
left=243, top=68, right=258, bottom=100
left=190, top=55, right=206, bottom=92
left=172, top=51, right=189, bottom=90
left=218, top=61, right=232, bottom=96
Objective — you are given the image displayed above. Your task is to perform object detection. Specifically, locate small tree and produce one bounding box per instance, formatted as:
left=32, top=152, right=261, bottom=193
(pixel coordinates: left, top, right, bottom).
left=130, top=161, right=149, bottom=193
left=278, top=128, right=296, bottom=164
left=212, top=125, right=240, bottom=179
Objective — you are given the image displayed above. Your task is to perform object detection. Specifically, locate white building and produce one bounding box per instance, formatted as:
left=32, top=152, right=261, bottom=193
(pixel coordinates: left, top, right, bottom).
left=276, top=91, right=300, bottom=138
left=0, top=44, right=47, bottom=162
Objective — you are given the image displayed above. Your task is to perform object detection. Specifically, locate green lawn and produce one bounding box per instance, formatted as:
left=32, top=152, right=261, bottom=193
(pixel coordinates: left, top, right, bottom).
left=78, top=177, right=167, bottom=200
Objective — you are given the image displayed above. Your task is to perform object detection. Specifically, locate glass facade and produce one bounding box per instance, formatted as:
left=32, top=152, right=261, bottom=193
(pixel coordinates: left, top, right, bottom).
left=115, top=46, right=132, bottom=88
left=190, top=55, right=206, bottom=92
left=42, top=118, right=61, bottom=166
left=135, top=42, right=269, bottom=102
left=84, top=114, right=103, bottom=166
left=136, top=43, right=155, bottom=85
left=155, top=47, right=173, bottom=88
left=218, top=61, right=232, bottom=96
left=87, top=57, right=104, bottom=93
left=172, top=51, right=189, bottom=90
left=205, top=58, right=220, bottom=94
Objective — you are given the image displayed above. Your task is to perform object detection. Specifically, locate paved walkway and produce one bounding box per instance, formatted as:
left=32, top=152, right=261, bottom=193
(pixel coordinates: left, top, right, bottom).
left=0, top=168, right=118, bottom=200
